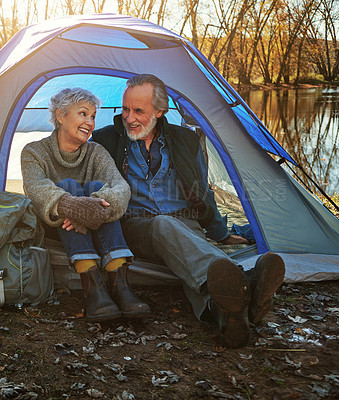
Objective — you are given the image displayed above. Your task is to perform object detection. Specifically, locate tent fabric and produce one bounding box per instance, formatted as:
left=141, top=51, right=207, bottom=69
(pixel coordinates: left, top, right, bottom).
left=0, top=13, right=338, bottom=282
left=239, top=253, right=339, bottom=283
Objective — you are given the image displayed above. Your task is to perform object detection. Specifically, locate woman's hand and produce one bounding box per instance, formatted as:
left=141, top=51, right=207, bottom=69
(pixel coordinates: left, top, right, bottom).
left=62, top=217, right=74, bottom=231
left=58, top=195, right=111, bottom=233
left=100, top=199, right=110, bottom=207
left=62, top=217, right=88, bottom=234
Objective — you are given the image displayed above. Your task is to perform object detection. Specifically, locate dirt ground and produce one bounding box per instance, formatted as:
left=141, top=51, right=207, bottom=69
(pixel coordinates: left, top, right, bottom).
left=0, top=279, right=338, bottom=400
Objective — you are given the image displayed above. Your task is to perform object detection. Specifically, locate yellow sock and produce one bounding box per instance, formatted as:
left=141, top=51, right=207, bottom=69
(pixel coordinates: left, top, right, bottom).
left=74, top=259, right=97, bottom=274
left=105, top=257, right=127, bottom=272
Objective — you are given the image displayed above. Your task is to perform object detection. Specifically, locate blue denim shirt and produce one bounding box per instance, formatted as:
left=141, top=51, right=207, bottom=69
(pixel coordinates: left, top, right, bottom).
left=125, top=131, right=229, bottom=242
left=126, top=134, right=188, bottom=216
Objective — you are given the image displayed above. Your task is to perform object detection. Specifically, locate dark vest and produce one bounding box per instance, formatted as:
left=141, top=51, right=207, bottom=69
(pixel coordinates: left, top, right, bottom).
left=92, top=115, right=215, bottom=227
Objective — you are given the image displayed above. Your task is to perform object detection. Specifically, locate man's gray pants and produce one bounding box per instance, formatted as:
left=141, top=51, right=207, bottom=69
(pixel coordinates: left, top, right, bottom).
left=121, top=215, right=240, bottom=323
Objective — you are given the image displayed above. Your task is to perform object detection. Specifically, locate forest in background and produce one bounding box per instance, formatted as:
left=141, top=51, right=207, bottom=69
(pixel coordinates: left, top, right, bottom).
left=0, top=0, right=337, bottom=85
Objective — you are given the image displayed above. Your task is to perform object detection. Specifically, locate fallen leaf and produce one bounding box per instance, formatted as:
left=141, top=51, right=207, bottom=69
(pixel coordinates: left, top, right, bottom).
left=288, top=315, right=308, bottom=323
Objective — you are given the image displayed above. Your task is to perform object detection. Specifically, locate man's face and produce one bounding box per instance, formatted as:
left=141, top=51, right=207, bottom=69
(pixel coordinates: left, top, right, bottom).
left=122, top=83, right=163, bottom=141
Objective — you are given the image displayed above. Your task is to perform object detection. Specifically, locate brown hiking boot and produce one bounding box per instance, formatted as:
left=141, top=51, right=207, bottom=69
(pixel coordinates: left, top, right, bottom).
left=207, top=259, right=251, bottom=349
left=80, top=266, right=121, bottom=322
left=107, top=264, right=151, bottom=318
left=244, top=252, right=285, bottom=325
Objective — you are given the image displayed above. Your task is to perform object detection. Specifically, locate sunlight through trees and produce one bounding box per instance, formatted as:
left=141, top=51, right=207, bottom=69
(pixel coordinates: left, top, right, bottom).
left=0, top=0, right=337, bottom=83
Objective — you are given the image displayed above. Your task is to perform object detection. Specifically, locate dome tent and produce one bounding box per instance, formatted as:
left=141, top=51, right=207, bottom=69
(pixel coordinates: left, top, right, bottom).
left=0, top=13, right=338, bottom=282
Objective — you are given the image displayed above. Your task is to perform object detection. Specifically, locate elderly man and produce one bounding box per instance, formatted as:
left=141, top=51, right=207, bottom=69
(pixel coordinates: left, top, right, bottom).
left=92, top=74, right=285, bottom=348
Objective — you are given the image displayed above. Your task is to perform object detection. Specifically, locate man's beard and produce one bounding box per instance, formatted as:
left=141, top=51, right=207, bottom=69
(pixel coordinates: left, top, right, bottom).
left=123, top=113, right=158, bottom=141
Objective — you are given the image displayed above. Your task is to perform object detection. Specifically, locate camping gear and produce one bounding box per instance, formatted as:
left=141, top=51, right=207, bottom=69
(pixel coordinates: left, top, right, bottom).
left=0, top=13, right=337, bottom=282
left=0, top=191, right=53, bottom=306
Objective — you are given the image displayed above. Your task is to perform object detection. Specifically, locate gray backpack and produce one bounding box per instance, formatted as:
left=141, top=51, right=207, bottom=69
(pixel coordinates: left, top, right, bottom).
left=0, top=191, right=54, bottom=306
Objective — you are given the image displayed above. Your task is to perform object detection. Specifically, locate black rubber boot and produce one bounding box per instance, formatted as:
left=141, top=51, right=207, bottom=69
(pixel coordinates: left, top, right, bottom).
left=108, top=264, right=151, bottom=318
left=244, top=252, right=285, bottom=325
left=207, top=259, right=251, bottom=349
left=80, top=266, right=121, bottom=322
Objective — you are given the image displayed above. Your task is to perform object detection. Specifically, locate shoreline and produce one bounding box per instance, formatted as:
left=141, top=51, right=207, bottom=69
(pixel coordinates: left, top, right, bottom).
left=230, top=82, right=339, bottom=91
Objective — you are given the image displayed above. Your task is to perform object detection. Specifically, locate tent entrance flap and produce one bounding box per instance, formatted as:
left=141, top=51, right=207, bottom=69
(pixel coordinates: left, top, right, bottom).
left=6, top=69, right=266, bottom=251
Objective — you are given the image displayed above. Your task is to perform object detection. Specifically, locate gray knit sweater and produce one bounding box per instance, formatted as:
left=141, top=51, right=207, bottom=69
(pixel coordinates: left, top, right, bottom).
left=21, top=130, right=131, bottom=227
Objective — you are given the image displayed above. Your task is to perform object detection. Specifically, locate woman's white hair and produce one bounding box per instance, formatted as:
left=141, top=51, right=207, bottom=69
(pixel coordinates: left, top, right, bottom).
left=49, top=87, right=102, bottom=130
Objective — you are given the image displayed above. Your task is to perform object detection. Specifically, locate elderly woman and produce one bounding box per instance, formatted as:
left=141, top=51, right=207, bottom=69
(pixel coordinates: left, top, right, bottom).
left=21, top=88, right=151, bottom=322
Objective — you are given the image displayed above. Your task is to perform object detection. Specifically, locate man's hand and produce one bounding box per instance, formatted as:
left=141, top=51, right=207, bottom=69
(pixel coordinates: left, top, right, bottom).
left=220, top=234, right=250, bottom=245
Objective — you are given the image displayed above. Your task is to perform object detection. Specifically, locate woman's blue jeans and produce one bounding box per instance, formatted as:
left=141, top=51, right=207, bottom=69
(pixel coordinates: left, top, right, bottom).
left=56, top=179, right=133, bottom=268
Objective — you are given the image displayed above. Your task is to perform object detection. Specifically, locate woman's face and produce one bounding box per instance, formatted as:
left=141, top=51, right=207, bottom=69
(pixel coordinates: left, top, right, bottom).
left=56, top=102, right=96, bottom=150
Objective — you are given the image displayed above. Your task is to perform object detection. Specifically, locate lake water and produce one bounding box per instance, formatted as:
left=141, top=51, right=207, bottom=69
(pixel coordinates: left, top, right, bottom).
left=240, top=86, right=338, bottom=196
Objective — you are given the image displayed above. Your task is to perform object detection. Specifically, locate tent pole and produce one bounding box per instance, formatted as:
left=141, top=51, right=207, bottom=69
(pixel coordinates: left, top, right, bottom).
left=284, top=162, right=339, bottom=213
left=297, top=165, right=339, bottom=212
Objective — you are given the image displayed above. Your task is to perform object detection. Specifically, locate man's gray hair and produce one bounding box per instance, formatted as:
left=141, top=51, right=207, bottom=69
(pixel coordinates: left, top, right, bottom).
left=126, top=74, right=169, bottom=115
left=49, top=87, right=102, bottom=130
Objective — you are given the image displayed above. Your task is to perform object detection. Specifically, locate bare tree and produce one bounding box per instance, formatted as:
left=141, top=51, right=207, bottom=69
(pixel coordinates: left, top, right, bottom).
left=199, top=0, right=254, bottom=80
left=305, top=0, right=339, bottom=82
left=117, top=0, right=124, bottom=14
left=138, top=0, right=156, bottom=20
left=178, top=0, right=200, bottom=46
left=257, top=22, right=276, bottom=83
left=0, top=0, right=337, bottom=85
left=275, top=0, right=318, bottom=84
left=157, top=0, right=168, bottom=26
left=62, top=0, right=88, bottom=15
left=91, top=0, right=107, bottom=13
left=244, top=0, right=277, bottom=83
left=0, top=0, right=22, bottom=47
left=114, top=0, right=157, bottom=20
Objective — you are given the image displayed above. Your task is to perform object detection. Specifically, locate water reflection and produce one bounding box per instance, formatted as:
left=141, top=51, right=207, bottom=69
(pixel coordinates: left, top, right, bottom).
left=241, top=87, right=338, bottom=196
